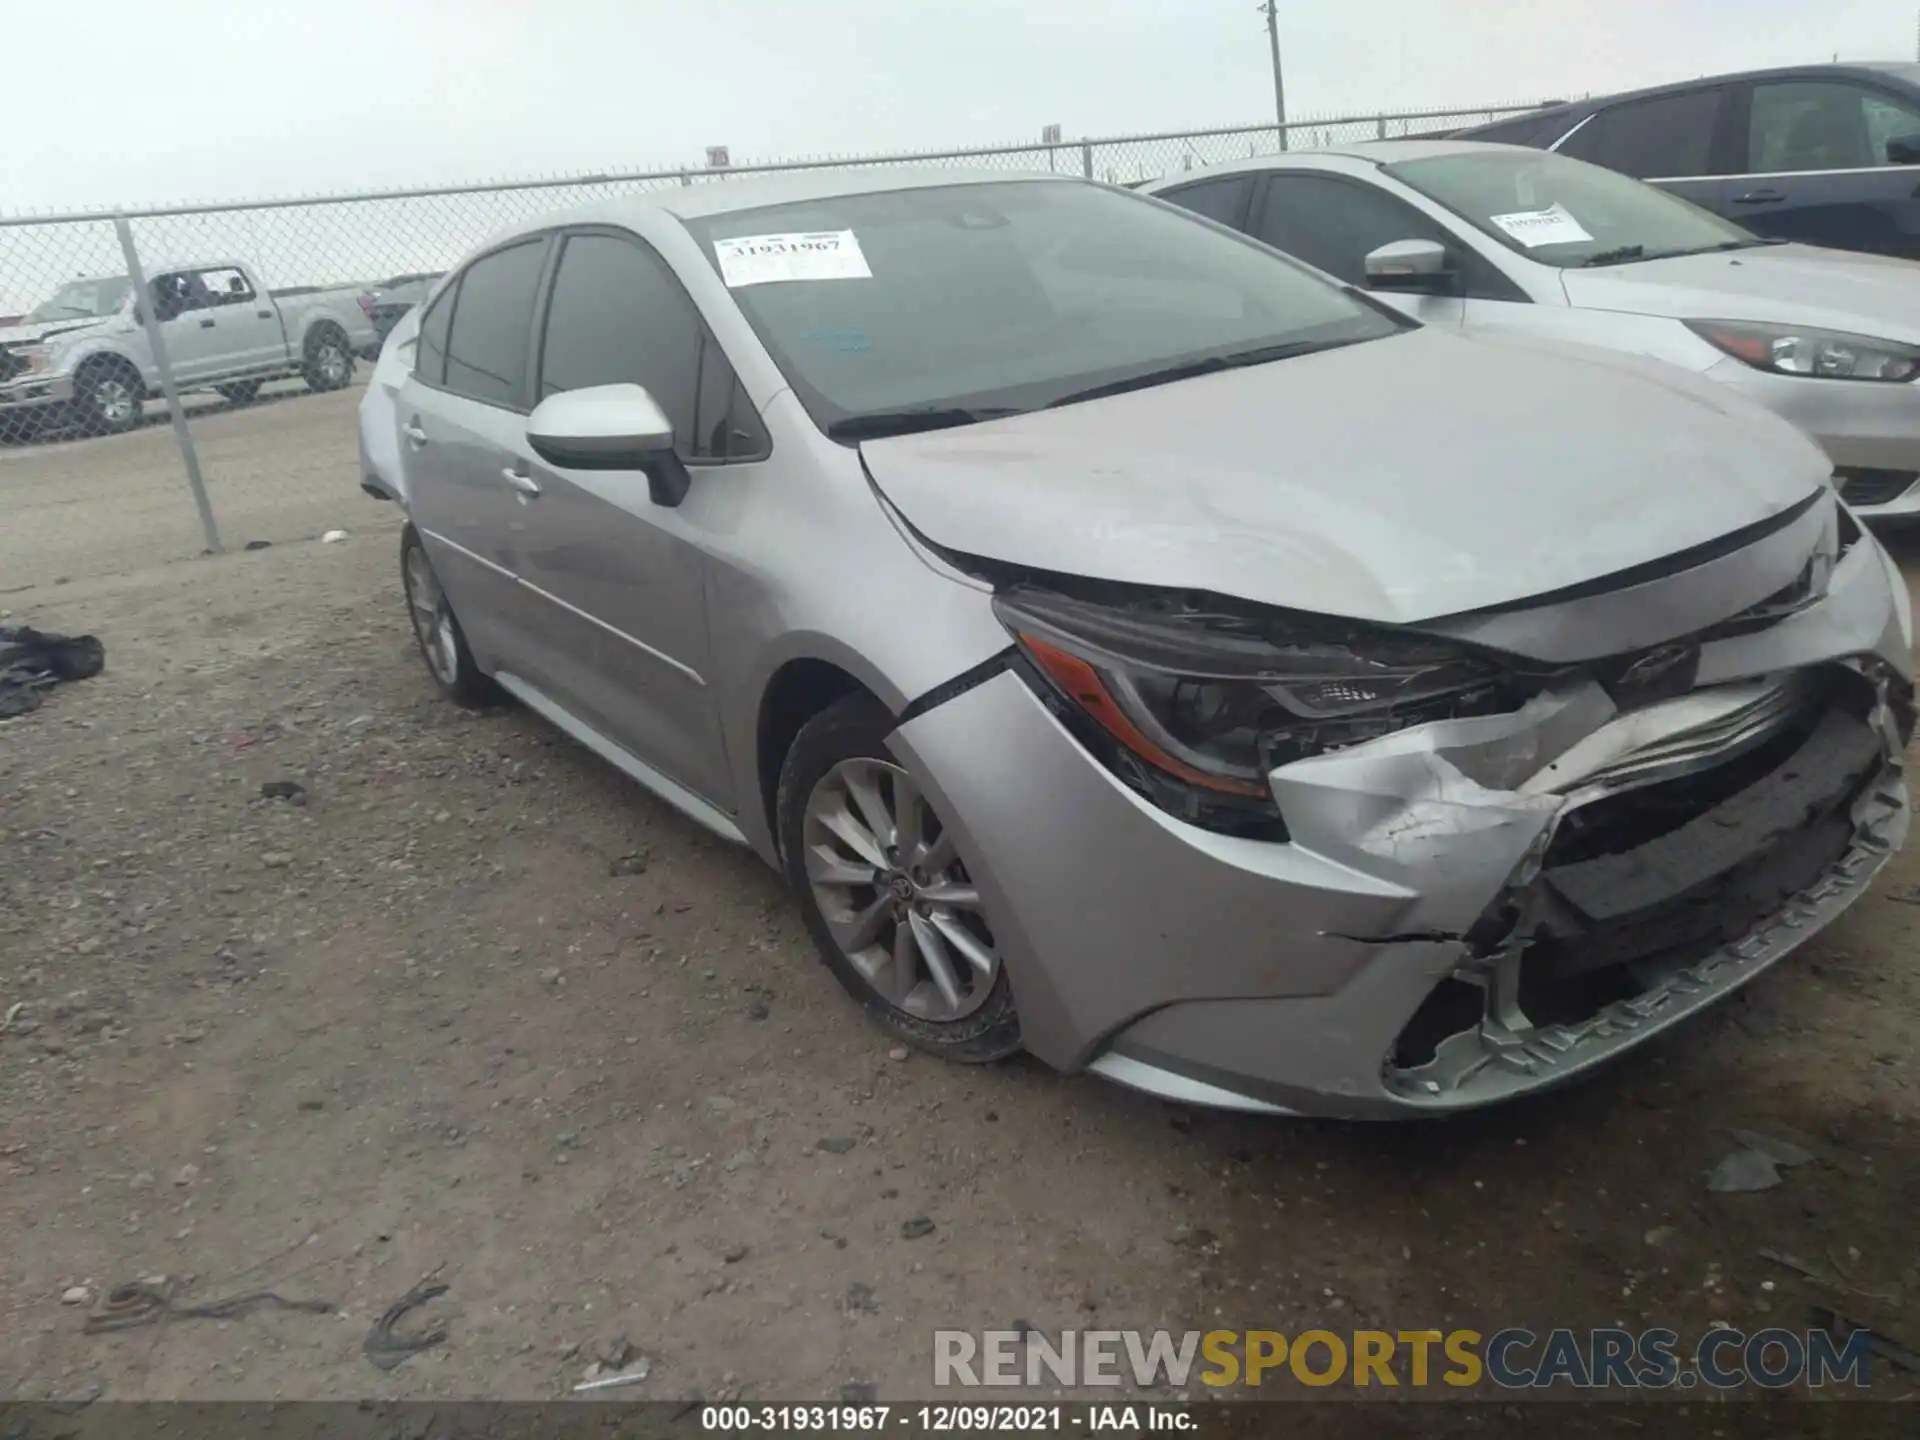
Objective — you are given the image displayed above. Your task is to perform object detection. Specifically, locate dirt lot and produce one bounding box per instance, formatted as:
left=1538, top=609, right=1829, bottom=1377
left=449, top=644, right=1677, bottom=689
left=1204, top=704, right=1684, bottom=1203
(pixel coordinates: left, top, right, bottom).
left=0, top=379, right=367, bottom=593
left=1, top=512, right=1917, bottom=1424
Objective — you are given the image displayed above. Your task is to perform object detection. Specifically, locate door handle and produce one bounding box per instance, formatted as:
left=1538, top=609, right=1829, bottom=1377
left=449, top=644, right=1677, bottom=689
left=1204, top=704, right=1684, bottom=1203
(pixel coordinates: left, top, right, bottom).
left=255, top=309, right=273, bottom=319
left=1733, top=189, right=1786, bottom=205
left=403, top=421, right=428, bottom=447
left=503, top=467, right=542, bottom=499
left=198, top=317, right=217, bottom=328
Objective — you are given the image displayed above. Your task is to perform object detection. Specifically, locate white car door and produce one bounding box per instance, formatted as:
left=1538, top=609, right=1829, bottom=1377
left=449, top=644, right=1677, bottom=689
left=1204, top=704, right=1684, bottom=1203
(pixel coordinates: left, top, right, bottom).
left=1242, top=171, right=1466, bottom=328
left=193, top=266, right=284, bottom=376
left=148, top=272, right=225, bottom=382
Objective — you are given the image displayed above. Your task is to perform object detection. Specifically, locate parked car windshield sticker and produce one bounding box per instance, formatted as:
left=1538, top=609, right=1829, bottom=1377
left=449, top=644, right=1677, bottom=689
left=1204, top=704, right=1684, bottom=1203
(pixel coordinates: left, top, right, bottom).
left=713, top=231, right=872, bottom=287
left=1487, top=203, right=1594, bottom=248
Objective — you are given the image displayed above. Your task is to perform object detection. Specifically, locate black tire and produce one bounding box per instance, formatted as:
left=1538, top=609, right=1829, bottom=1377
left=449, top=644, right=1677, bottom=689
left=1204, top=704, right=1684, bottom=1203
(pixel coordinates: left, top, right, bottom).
left=302, top=325, right=354, bottom=393
left=216, top=380, right=262, bottom=405
left=778, top=693, right=1021, bottom=1063
left=73, top=361, right=144, bottom=436
left=399, top=526, right=493, bottom=707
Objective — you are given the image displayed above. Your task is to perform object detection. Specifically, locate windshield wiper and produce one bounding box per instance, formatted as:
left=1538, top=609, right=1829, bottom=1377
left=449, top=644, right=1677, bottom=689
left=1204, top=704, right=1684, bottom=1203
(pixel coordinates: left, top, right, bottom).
left=1581, top=237, right=1788, bottom=268
left=1044, top=338, right=1355, bottom=410
left=1579, top=245, right=1647, bottom=268
left=824, top=405, right=1025, bottom=442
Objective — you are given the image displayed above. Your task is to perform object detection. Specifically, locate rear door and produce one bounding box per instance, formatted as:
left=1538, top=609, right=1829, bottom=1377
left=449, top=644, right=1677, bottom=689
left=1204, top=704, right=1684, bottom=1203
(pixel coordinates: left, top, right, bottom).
left=1555, top=85, right=1734, bottom=217
left=398, top=235, right=553, bottom=677
left=1729, top=77, right=1920, bottom=257
left=193, top=266, right=283, bottom=376
left=511, top=226, right=769, bottom=805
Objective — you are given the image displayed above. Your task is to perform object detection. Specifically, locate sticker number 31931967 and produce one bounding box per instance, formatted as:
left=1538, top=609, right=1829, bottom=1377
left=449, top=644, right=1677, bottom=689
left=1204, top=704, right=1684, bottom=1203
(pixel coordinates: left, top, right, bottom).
left=713, top=230, right=873, bottom=287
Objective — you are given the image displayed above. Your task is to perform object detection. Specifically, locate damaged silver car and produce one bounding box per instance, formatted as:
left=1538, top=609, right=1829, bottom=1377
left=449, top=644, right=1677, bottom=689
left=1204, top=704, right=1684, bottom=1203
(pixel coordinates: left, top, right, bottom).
left=364, top=168, right=1913, bottom=1118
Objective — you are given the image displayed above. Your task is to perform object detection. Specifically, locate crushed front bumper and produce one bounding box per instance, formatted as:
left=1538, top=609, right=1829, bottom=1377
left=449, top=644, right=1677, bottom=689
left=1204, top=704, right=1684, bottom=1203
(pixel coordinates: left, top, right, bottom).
left=888, top=520, right=1913, bottom=1118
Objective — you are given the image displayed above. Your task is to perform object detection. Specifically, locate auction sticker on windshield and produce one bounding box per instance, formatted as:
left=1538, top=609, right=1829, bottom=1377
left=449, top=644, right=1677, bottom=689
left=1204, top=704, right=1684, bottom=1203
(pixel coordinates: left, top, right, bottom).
left=714, top=231, right=872, bottom=287
left=1488, top=203, right=1593, bottom=248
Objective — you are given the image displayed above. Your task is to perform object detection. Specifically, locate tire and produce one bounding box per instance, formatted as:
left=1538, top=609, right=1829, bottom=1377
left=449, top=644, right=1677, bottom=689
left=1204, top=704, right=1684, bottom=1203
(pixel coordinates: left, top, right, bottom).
left=73, top=362, right=144, bottom=436
left=216, top=380, right=262, bottom=405
left=302, top=325, right=354, bottom=393
left=778, top=693, right=1020, bottom=1063
left=399, top=526, right=493, bottom=707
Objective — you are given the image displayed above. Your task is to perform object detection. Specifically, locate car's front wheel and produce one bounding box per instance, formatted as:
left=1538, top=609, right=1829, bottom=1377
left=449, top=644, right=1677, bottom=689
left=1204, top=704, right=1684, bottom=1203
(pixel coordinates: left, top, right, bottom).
left=779, top=694, right=1020, bottom=1062
left=399, top=526, right=491, bottom=706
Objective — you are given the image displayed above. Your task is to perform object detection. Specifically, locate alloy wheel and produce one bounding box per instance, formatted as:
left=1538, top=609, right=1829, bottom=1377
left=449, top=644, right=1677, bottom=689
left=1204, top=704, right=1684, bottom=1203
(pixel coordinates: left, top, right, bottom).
left=801, top=758, right=1000, bottom=1022
left=404, top=545, right=459, bottom=685
left=94, top=378, right=135, bottom=426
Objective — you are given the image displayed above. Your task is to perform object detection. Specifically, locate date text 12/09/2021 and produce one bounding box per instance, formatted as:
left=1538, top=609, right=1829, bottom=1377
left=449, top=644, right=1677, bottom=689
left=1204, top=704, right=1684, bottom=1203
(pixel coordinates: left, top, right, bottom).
left=700, top=1405, right=1196, bottom=1433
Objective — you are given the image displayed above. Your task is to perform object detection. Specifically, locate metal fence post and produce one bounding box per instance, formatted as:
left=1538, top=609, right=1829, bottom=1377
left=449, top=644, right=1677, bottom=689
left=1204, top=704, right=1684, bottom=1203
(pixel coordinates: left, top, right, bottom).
left=113, top=216, right=222, bottom=555
left=1081, top=142, right=1093, bottom=179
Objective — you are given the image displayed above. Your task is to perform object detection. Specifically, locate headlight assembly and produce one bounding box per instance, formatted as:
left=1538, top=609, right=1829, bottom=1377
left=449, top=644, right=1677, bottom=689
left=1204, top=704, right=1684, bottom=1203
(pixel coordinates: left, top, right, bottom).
left=994, top=586, right=1523, bottom=837
left=1686, top=320, right=1920, bottom=382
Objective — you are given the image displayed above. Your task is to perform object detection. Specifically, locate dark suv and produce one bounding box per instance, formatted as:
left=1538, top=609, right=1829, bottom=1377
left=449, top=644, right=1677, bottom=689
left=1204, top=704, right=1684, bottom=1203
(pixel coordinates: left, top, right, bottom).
left=1456, top=63, right=1920, bottom=259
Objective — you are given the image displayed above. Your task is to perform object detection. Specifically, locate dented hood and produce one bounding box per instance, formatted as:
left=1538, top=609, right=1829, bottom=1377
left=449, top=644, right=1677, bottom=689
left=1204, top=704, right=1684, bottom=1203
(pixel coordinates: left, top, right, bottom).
left=860, top=327, right=1831, bottom=625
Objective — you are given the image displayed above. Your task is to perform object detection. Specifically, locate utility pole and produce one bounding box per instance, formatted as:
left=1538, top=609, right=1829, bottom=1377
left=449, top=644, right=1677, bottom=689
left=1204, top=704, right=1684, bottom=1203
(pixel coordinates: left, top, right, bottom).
left=1263, top=0, right=1288, bottom=150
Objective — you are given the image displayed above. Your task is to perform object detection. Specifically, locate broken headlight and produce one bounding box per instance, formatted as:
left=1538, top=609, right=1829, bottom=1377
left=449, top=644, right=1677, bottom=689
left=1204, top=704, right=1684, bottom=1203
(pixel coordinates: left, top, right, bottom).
left=995, top=586, right=1520, bottom=837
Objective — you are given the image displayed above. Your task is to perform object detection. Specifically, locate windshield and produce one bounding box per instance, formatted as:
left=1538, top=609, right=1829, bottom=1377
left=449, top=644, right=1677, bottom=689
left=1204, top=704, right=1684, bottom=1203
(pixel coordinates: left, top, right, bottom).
left=1387, top=150, right=1757, bottom=268
left=27, top=276, right=132, bottom=322
left=681, top=180, right=1402, bottom=436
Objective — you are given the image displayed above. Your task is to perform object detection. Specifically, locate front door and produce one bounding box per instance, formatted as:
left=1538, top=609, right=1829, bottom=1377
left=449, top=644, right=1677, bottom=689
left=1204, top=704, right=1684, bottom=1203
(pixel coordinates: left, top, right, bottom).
left=510, top=227, right=768, bottom=808
left=149, top=271, right=224, bottom=382
left=1243, top=172, right=1470, bottom=327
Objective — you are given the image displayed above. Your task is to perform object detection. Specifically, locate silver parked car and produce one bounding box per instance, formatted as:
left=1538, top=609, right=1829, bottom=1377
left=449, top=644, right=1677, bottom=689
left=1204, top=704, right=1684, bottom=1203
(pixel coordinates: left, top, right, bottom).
left=1147, top=141, right=1920, bottom=519
left=359, top=169, right=1913, bottom=1118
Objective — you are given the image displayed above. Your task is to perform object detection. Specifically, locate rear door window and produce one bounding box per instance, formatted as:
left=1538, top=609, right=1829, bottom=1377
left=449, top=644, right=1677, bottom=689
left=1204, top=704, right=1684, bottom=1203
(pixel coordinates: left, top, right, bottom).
left=195, top=267, right=254, bottom=306
left=1465, top=109, right=1582, bottom=148
left=1156, top=176, right=1257, bottom=229
left=441, top=238, right=548, bottom=409
left=1558, top=89, right=1724, bottom=177
left=415, top=283, right=455, bottom=385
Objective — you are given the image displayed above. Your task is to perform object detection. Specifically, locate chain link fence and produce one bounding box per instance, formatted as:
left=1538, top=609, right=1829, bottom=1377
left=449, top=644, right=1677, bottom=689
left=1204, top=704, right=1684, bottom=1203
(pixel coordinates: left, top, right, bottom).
left=0, top=101, right=1540, bottom=590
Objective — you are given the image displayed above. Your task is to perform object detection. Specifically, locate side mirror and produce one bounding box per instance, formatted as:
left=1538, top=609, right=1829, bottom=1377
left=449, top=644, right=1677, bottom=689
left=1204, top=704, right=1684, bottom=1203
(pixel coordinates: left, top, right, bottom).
left=1886, top=132, right=1920, bottom=165
left=526, top=383, right=689, bottom=507
left=1363, top=239, right=1455, bottom=293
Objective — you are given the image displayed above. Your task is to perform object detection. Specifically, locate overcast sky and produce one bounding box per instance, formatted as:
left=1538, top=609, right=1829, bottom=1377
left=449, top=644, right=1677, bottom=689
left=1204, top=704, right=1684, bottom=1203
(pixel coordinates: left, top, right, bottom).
left=2, top=0, right=1917, bottom=213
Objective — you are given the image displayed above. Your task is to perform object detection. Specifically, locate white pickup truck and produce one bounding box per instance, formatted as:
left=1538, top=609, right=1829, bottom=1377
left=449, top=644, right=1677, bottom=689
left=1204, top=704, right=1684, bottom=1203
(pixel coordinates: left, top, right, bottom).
left=0, top=259, right=377, bottom=438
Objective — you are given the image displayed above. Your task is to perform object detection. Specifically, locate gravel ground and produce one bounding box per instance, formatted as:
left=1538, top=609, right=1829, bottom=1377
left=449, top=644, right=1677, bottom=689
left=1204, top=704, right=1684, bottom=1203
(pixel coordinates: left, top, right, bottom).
left=0, top=523, right=1916, bottom=1426
left=0, top=380, right=369, bottom=592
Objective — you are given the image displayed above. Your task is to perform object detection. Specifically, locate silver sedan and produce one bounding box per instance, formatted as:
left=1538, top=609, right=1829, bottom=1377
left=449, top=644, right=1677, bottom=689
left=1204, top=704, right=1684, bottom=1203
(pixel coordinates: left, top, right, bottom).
left=361, top=168, right=1912, bottom=1117
left=1147, top=141, right=1920, bottom=520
